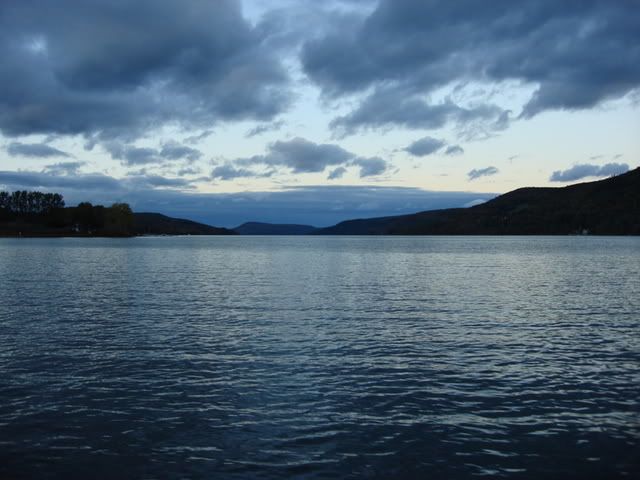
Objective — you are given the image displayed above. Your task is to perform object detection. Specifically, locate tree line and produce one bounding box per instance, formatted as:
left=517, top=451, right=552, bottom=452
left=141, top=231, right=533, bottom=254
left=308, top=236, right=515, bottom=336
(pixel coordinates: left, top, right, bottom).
left=0, top=190, right=134, bottom=236
left=0, top=190, right=65, bottom=214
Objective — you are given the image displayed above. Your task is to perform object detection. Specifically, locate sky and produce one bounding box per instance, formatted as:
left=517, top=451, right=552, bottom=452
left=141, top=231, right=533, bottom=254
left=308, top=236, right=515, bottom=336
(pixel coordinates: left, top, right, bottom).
left=0, top=0, right=638, bottom=227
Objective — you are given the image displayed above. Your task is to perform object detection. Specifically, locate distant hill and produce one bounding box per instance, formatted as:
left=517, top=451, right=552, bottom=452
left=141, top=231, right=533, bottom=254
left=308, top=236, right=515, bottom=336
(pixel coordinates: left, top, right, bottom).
left=134, top=213, right=235, bottom=235
left=317, top=168, right=640, bottom=235
left=234, top=222, right=317, bottom=235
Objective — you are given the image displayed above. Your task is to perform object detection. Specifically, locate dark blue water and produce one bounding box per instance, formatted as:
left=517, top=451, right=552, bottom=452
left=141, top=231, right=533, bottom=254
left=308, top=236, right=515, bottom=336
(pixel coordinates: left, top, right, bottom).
left=1, top=236, right=639, bottom=479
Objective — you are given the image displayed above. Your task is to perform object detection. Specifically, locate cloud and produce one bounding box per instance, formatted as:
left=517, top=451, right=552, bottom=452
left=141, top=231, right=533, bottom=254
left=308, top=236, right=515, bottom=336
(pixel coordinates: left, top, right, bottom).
left=0, top=170, right=122, bottom=191
left=302, top=0, right=640, bottom=131
left=327, top=166, right=347, bottom=180
left=227, top=137, right=391, bottom=178
left=352, top=157, right=389, bottom=177
left=0, top=169, right=195, bottom=197
left=549, top=163, right=629, bottom=182
left=262, top=137, right=353, bottom=173
left=6, top=142, right=71, bottom=158
left=236, top=137, right=354, bottom=174
left=254, top=2, right=374, bottom=56
left=104, top=141, right=202, bottom=166
left=403, top=137, right=464, bottom=158
left=404, top=137, right=446, bottom=157
left=177, top=166, right=202, bottom=177
left=42, top=161, right=86, bottom=176
left=184, top=130, right=214, bottom=145
left=159, top=142, right=202, bottom=162
left=0, top=1, right=290, bottom=145
left=126, top=174, right=194, bottom=189
left=245, top=120, right=285, bottom=138
left=104, top=144, right=159, bottom=166
left=330, top=90, right=510, bottom=137
left=211, top=164, right=273, bottom=181
left=444, top=145, right=464, bottom=156
left=468, top=166, right=499, bottom=180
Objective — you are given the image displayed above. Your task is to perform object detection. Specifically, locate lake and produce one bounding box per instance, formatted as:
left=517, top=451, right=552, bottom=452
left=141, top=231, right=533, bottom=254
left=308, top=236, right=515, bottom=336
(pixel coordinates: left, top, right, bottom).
left=0, top=236, right=638, bottom=479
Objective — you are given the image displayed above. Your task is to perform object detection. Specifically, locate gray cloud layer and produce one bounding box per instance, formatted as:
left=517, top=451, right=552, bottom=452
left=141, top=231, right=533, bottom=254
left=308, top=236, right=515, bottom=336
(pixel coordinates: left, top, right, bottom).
left=42, top=161, right=86, bottom=175
left=104, top=141, right=203, bottom=166
left=550, top=163, right=630, bottom=182
left=2, top=0, right=635, bottom=146
left=331, top=91, right=510, bottom=137
left=216, top=137, right=392, bottom=179
left=7, top=142, right=71, bottom=158
left=246, top=137, right=353, bottom=173
left=303, top=0, right=640, bottom=133
left=0, top=1, right=290, bottom=144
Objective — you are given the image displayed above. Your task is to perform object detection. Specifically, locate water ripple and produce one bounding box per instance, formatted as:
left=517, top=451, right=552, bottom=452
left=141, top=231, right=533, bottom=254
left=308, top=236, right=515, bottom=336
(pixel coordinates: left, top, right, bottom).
left=0, top=236, right=639, bottom=479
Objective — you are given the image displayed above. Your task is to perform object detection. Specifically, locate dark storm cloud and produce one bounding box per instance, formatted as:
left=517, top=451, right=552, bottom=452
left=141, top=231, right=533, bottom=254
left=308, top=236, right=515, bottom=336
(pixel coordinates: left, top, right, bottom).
left=6, top=142, right=71, bottom=158
left=0, top=1, right=290, bottom=143
left=549, top=163, right=629, bottom=182
left=303, top=0, right=640, bottom=131
left=0, top=168, right=496, bottom=226
left=468, top=166, right=499, bottom=181
left=404, top=137, right=446, bottom=157
left=254, top=1, right=374, bottom=55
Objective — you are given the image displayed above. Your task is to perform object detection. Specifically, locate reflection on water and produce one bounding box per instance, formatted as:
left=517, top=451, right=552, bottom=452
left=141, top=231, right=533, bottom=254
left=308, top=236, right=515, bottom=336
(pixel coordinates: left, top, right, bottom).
left=0, top=236, right=639, bottom=478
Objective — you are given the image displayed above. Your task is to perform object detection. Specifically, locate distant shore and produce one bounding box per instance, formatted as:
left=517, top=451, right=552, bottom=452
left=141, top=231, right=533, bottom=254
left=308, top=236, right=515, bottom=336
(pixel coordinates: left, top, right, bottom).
left=0, top=232, right=135, bottom=238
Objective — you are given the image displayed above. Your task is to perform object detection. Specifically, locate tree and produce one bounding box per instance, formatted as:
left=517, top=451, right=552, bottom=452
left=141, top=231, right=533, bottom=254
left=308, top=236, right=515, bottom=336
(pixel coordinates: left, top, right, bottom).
left=105, top=203, right=133, bottom=235
left=0, top=191, right=9, bottom=210
left=0, top=190, right=65, bottom=215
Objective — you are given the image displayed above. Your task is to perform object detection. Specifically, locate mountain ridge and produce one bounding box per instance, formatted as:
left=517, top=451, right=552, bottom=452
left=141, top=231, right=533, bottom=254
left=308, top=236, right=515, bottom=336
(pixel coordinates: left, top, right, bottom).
left=315, top=169, right=640, bottom=235
left=233, top=222, right=317, bottom=235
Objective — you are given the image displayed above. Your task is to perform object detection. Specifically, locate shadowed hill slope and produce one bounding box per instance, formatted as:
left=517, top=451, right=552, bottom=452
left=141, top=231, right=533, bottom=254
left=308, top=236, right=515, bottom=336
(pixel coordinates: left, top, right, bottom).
left=234, top=222, right=317, bottom=235
left=317, top=168, right=640, bottom=235
left=133, top=213, right=235, bottom=235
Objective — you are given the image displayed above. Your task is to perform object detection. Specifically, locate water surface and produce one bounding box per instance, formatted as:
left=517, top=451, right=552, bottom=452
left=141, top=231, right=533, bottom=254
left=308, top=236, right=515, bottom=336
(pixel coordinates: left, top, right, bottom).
left=1, top=236, right=639, bottom=478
